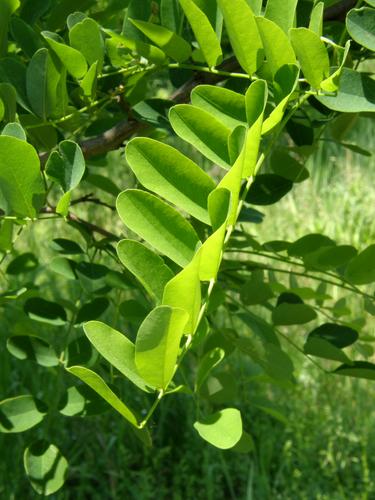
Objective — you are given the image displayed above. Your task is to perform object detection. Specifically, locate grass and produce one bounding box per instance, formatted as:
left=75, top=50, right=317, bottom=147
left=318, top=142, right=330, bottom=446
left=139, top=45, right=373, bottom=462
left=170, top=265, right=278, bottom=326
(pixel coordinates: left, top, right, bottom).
left=0, top=116, right=374, bottom=499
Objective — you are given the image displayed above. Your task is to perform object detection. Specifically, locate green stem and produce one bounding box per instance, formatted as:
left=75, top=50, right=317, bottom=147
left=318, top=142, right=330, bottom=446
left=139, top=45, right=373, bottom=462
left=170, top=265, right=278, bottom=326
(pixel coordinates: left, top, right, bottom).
left=139, top=389, right=164, bottom=428
left=168, top=62, right=255, bottom=80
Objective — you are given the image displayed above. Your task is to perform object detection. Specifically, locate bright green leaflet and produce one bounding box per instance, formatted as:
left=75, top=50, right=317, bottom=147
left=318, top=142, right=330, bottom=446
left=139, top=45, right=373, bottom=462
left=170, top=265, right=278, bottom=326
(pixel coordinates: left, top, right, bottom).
left=0, top=395, right=46, bottom=433
left=317, top=68, right=375, bottom=113
left=67, top=366, right=140, bottom=427
left=264, top=0, right=298, bottom=34
left=117, top=239, right=174, bottom=304
left=117, top=189, right=200, bottom=267
left=162, top=251, right=202, bottom=334
left=191, top=84, right=246, bottom=129
left=26, top=48, right=61, bottom=120
left=169, top=104, right=231, bottom=168
left=194, top=408, right=243, bottom=449
left=290, top=28, right=329, bottom=89
left=262, top=64, right=299, bottom=135
left=216, top=146, right=246, bottom=225
left=42, top=31, right=87, bottom=79
left=346, top=8, right=375, bottom=51
left=255, top=16, right=296, bottom=77
left=320, top=40, right=350, bottom=92
left=69, top=18, right=104, bottom=72
left=130, top=19, right=192, bottom=63
left=243, top=79, right=268, bottom=176
left=83, top=321, right=151, bottom=391
left=0, top=135, right=45, bottom=218
left=179, top=0, right=222, bottom=67
left=126, top=137, right=215, bottom=223
left=217, top=0, right=263, bottom=75
left=199, top=188, right=230, bottom=281
left=135, top=306, right=189, bottom=389
left=24, top=442, right=68, bottom=496
left=309, top=1, right=324, bottom=36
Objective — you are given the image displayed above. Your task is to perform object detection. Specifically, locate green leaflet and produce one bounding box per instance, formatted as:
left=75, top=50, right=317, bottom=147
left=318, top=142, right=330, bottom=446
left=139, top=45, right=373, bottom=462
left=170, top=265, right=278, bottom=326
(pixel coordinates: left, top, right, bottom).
left=0, top=0, right=20, bottom=56
left=272, top=303, right=317, bottom=325
left=117, top=239, right=174, bottom=304
left=125, top=138, right=215, bottom=223
left=194, top=408, right=242, bottom=449
left=80, top=61, right=98, bottom=99
left=317, top=67, right=375, bottom=113
left=130, top=19, right=191, bottom=62
left=7, top=335, right=58, bottom=367
left=309, top=1, right=324, bottom=36
left=83, top=321, right=151, bottom=391
left=0, top=395, right=46, bottom=433
left=199, top=188, right=231, bottom=281
left=26, top=48, right=61, bottom=120
left=304, top=337, right=351, bottom=364
left=307, top=323, right=358, bottom=349
left=135, top=305, right=189, bottom=389
left=191, top=85, right=246, bottom=129
left=1, top=122, right=26, bottom=140
left=161, top=0, right=181, bottom=32
left=103, top=28, right=167, bottom=65
left=320, top=40, right=350, bottom=92
left=345, top=244, right=375, bottom=285
left=179, top=0, right=222, bottom=67
left=217, top=0, right=263, bottom=75
left=334, top=362, right=375, bottom=380
left=243, top=79, right=268, bottom=176
left=66, top=366, right=140, bottom=428
left=0, top=83, right=17, bottom=122
left=0, top=57, right=30, bottom=112
left=10, top=17, right=43, bottom=59
left=255, top=16, right=296, bottom=78
left=0, top=136, right=45, bottom=218
left=264, top=0, right=298, bottom=34
left=290, top=28, right=329, bottom=89
left=169, top=104, right=231, bottom=168
left=45, top=141, right=86, bottom=192
left=117, top=189, right=200, bottom=267
left=346, top=8, right=375, bottom=51
left=195, top=347, right=225, bottom=391
left=162, top=250, right=202, bottom=334
left=45, top=140, right=85, bottom=215
left=24, top=441, right=68, bottom=496
left=262, top=64, right=299, bottom=134
left=69, top=18, right=104, bottom=72
left=42, top=31, right=87, bottom=79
